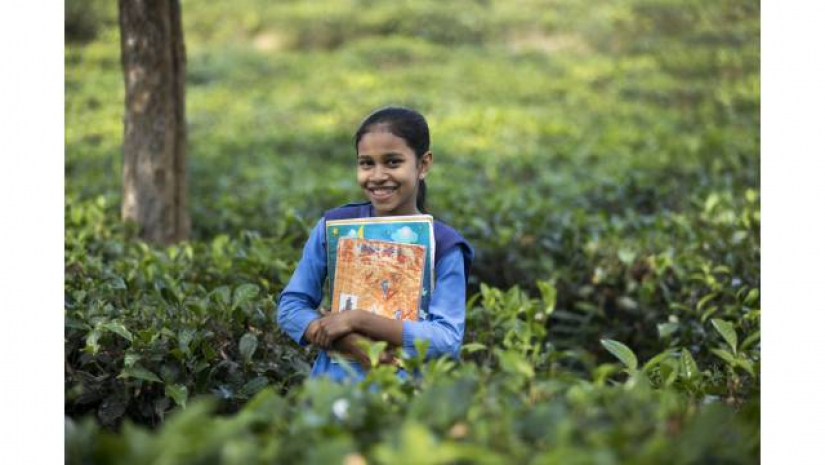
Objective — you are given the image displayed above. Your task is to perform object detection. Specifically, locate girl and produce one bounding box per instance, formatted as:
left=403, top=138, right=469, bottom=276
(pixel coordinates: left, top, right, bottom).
left=277, top=106, right=473, bottom=381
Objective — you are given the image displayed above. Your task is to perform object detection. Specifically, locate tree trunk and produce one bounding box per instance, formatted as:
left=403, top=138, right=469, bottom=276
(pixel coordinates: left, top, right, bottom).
left=118, top=0, right=189, bottom=244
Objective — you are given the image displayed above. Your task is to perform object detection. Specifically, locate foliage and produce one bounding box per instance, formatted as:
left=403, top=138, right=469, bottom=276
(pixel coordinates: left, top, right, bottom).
left=66, top=345, right=759, bottom=464
left=65, top=0, right=117, bottom=43
left=65, top=196, right=312, bottom=427
left=65, top=0, right=759, bottom=460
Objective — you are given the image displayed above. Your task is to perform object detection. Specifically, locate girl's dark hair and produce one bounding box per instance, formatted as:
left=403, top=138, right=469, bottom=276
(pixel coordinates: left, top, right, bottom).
left=354, top=106, right=430, bottom=213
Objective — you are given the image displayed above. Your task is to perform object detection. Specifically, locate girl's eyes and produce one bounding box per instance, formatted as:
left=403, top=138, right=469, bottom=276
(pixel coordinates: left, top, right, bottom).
left=358, top=159, right=402, bottom=168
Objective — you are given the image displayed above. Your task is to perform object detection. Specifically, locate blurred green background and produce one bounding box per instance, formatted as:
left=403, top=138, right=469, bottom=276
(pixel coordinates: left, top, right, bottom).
left=65, top=0, right=759, bottom=462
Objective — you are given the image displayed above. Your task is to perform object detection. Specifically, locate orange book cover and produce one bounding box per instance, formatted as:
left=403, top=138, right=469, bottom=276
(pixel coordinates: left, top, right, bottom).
left=331, top=237, right=426, bottom=321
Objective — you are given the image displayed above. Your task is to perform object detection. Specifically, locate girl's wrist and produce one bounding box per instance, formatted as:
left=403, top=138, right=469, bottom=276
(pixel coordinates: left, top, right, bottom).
left=349, top=309, right=364, bottom=332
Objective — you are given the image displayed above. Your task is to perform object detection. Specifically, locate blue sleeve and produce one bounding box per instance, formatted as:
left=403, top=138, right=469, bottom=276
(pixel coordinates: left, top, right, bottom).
left=277, top=218, right=326, bottom=347
left=401, top=246, right=467, bottom=359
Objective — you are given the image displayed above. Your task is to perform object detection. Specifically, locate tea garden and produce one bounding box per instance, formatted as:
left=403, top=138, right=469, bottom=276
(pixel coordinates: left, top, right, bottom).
left=65, top=0, right=760, bottom=462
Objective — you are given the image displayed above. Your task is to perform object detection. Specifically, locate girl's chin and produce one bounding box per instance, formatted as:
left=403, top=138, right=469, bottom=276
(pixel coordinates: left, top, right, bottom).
left=366, top=191, right=395, bottom=206
left=372, top=204, right=397, bottom=216
left=365, top=193, right=417, bottom=216
left=369, top=195, right=394, bottom=204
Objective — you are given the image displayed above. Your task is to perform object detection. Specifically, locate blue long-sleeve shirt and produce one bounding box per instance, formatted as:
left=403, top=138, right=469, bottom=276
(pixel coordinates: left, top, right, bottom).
left=277, top=218, right=467, bottom=381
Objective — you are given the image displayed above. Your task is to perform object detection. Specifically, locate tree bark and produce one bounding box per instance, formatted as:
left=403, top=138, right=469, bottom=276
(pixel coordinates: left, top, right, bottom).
left=118, top=0, right=189, bottom=244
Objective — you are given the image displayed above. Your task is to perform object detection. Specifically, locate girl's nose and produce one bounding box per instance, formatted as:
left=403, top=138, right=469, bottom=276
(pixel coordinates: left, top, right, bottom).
left=371, top=167, right=389, bottom=181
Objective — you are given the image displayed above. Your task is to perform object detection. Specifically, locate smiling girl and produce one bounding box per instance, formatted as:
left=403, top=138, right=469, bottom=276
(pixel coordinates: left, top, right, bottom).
left=277, top=106, right=473, bottom=381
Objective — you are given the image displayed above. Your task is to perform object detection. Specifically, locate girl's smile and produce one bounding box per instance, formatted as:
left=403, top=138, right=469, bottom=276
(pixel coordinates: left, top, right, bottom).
left=356, top=130, right=431, bottom=216
left=367, top=186, right=398, bottom=200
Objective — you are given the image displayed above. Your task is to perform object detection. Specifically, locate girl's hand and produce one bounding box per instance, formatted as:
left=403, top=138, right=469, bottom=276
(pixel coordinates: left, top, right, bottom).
left=303, top=307, right=332, bottom=346
left=304, top=319, right=322, bottom=345
left=332, top=333, right=371, bottom=369
left=313, top=310, right=360, bottom=349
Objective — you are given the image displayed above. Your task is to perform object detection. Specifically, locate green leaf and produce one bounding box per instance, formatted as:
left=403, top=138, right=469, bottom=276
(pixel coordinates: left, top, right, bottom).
left=99, top=321, right=133, bottom=342
left=659, top=359, right=678, bottom=386
left=712, top=265, right=731, bottom=275
left=239, top=333, right=258, bottom=363
left=158, top=284, right=180, bottom=305
left=239, top=376, right=269, bottom=397
left=355, top=339, right=388, bottom=368
left=711, top=349, right=755, bottom=376
left=592, top=363, right=620, bottom=385
left=232, top=283, right=260, bottom=310
left=744, top=288, right=760, bottom=306
left=120, top=365, right=162, bottom=383
left=618, top=248, right=636, bottom=265
left=64, top=318, right=88, bottom=331
left=697, top=292, right=717, bottom=311
left=84, top=330, right=101, bottom=355
left=736, top=358, right=756, bottom=377
left=700, top=305, right=720, bottom=323
left=165, top=384, right=188, bottom=408
left=107, top=277, right=127, bottom=291
left=212, top=286, right=231, bottom=307
left=600, top=339, right=638, bottom=372
left=536, top=280, right=557, bottom=316
left=367, top=341, right=388, bottom=368
left=178, top=328, right=196, bottom=354
left=657, top=322, right=679, bottom=339
left=711, top=348, right=737, bottom=366
left=680, top=349, right=700, bottom=380
left=731, top=231, right=748, bottom=245
left=741, top=330, right=761, bottom=351
left=398, top=339, right=431, bottom=372
left=711, top=319, right=738, bottom=354
left=167, top=245, right=181, bottom=260
left=642, top=349, right=677, bottom=373
left=496, top=350, right=535, bottom=379
left=704, top=193, right=720, bottom=214
left=124, top=352, right=141, bottom=368
left=461, top=343, right=487, bottom=354
left=413, top=339, right=430, bottom=361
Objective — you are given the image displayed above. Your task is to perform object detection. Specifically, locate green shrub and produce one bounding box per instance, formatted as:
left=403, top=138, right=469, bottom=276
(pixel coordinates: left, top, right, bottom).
left=65, top=0, right=759, bottom=458
left=66, top=351, right=759, bottom=464
left=65, top=0, right=117, bottom=43
left=65, top=196, right=312, bottom=427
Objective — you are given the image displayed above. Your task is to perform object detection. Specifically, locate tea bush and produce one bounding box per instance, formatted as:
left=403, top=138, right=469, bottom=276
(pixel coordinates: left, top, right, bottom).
left=65, top=0, right=759, bottom=461
left=66, top=343, right=759, bottom=463
left=65, top=195, right=315, bottom=427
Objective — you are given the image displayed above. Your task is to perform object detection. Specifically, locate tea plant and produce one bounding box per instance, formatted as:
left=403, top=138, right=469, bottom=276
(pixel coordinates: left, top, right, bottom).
left=65, top=0, right=759, bottom=460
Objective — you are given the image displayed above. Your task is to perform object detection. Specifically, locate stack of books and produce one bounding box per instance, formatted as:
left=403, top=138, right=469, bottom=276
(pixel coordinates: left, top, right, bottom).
left=326, top=215, right=435, bottom=322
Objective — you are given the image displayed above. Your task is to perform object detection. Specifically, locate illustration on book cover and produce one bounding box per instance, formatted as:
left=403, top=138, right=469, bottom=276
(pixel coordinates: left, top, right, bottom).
left=330, top=237, right=426, bottom=321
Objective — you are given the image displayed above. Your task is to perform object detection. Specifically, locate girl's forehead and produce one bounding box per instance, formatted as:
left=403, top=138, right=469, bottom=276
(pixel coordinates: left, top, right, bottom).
left=357, top=130, right=411, bottom=152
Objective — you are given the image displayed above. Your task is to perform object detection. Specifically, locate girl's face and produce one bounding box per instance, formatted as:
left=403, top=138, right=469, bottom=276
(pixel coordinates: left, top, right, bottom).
left=356, top=130, right=431, bottom=216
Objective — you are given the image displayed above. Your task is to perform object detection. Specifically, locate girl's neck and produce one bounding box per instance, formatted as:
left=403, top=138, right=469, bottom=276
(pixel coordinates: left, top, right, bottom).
left=370, top=204, right=421, bottom=217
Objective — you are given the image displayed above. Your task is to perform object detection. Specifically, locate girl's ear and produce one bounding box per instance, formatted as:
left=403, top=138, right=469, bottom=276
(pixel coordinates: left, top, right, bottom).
left=418, top=151, right=433, bottom=179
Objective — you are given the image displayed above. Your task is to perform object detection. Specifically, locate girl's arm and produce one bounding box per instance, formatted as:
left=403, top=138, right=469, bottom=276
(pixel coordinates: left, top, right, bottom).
left=304, top=318, right=379, bottom=368
left=312, top=310, right=403, bottom=348
left=277, top=219, right=389, bottom=363
left=277, top=219, right=327, bottom=346
left=313, top=247, right=467, bottom=359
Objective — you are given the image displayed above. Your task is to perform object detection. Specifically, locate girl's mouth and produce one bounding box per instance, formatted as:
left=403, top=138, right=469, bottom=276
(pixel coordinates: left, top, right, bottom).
left=368, top=186, right=397, bottom=201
